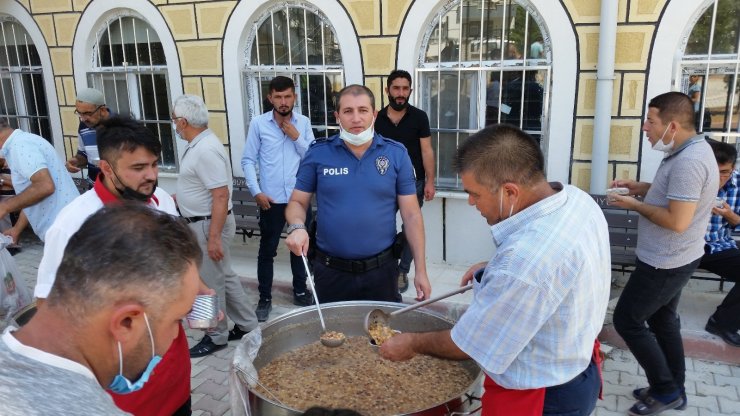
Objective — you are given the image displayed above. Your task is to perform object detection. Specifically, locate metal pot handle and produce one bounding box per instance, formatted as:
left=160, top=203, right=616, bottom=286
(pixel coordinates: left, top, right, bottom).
left=446, top=393, right=482, bottom=416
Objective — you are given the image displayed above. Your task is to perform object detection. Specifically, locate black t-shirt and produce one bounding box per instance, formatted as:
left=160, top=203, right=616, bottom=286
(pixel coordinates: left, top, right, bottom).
left=374, top=105, right=431, bottom=181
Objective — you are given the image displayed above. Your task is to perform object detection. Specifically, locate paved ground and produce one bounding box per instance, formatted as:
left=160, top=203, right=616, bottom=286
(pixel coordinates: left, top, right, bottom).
left=9, top=235, right=740, bottom=416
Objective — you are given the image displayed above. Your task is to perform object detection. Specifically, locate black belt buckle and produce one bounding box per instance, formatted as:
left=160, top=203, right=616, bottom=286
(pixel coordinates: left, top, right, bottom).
left=351, top=260, right=367, bottom=273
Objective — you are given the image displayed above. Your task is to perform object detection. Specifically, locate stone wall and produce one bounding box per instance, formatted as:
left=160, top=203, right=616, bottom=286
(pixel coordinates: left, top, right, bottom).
left=565, top=0, right=667, bottom=188
left=12, top=0, right=673, bottom=189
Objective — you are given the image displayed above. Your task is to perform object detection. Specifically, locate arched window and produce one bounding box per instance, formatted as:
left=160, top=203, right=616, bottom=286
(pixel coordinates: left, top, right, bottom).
left=418, top=0, right=551, bottom=190
left=0, top=16, right=50, bottom=140
left=88, top=15, right=175, bottom=170
left=678, top=0, right=739, bottom=142
left=244, top=3, right=343, bottom=138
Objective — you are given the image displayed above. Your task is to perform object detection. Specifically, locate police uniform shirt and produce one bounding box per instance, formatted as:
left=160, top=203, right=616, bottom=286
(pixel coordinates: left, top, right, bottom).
left=374, top=105, right=431, bottom=182
left=295, top=134, right=416, bottom=259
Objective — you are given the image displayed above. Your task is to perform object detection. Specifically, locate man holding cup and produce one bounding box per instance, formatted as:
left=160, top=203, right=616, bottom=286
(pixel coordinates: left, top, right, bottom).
left=609, top=92, right=717, bottom=415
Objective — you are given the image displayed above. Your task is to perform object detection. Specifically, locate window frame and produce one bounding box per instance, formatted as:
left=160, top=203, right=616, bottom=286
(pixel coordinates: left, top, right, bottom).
left=242, top=2, right=345, bottom=140
left=73, top=1, right=184, bottom=175
left=674, top=0, right=740, bottom=146
left=414, top=0, right=553, bottom=191
left=0, top=16, right=51, bottom=141
left=87, top=13, right=177, bottom=172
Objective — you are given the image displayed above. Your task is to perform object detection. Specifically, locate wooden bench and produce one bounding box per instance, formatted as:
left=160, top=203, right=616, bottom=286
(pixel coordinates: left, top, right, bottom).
left=232, top=177, right=262, bottom=241
left=591, top=194, right=727, bottom=292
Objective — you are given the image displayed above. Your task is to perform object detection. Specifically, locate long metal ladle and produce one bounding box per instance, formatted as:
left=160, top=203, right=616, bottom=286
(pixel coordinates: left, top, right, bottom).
left=364, top=283, right=474, bottom=338
left=301, top=254, right=345, bottom=347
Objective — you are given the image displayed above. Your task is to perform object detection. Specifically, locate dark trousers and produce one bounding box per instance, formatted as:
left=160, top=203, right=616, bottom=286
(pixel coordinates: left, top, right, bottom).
left=543, top=359, right=601, bottom=416
left=312, top=258, right=401, bottom=303
left=398, top=179, right=425, bottom=274
left=698, top=247, right=740, bottom=331
left=613, top=258, right=700, bottom=395
left=257, top=203, right=312, bottom=300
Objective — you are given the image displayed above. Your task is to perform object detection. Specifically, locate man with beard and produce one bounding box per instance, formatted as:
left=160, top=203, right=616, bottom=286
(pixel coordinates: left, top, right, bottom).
left=374, top=70, right=435, bottom=293
left=173, top=94, right=259, bottom=357
left=34, top=116, right=206, bottom=416
left=65, top=88, right=112, bottom=185
left=242, top=76, right=315, bottom=322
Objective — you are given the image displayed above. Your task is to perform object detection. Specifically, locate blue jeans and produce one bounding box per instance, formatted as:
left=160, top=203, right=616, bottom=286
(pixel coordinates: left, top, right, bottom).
left=398, top=180, right=425, bottom=274
left=543, top=359, right=601, bottom=416
left=256, top=203, right=312, bottom=300
left=613, top=257, right=700, bottom=395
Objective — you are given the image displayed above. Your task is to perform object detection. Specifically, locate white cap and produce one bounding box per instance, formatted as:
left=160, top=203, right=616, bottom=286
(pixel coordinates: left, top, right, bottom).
left=76, top=88, right=105, bottom=105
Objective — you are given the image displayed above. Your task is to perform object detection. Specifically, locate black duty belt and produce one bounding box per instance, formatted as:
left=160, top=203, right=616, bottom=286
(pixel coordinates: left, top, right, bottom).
left=184, top=209, right=232, bottom=224
left=315, top=246, right=395, bottom=273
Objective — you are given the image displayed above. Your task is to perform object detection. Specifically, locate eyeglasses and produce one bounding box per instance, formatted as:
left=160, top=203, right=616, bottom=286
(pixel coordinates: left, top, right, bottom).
left=74, top=105, right=103, bottom=117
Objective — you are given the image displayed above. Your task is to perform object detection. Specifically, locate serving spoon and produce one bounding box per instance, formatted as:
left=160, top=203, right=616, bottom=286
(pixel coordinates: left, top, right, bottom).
left=364, top=283, right=474, bottom=339
left=301, top=254, right=345, bottom=347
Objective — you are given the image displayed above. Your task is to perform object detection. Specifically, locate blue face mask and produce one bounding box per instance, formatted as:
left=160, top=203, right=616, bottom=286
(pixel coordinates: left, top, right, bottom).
left=108, top=313, right=162, bottom=395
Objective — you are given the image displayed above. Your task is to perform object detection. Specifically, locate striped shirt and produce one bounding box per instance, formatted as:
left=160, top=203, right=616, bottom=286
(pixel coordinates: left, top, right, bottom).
left=451, top=184, right=611, bottom=389
left=705, top=170, right=740, bottom=254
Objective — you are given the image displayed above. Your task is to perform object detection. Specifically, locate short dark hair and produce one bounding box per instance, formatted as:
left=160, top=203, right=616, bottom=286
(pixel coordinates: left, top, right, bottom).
left=0, top=118, right=9, bottom=129
left=386, top=70, right=412, bottom=88
left=455, top=124, right=545, bottom=189
left=648, top=92, right=696, bottom=130
left=48, top=203, right=202, bottom=316
left=269, top=76, right=295, bottom=94
left=96, top=116, right=162, bottom=165
left=336, top=84, right=375, bottom=111
left=707, top=138, right=737, bottom=166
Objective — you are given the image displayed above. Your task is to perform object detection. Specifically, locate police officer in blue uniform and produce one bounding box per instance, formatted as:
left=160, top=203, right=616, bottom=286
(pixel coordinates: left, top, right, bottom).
left=285, top=85, right=431, bottom=302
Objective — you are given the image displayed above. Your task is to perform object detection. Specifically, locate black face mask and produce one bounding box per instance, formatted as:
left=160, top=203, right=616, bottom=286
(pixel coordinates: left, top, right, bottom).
left=110, top=169, right=157, bottom=202
left=388, top=95, right=409, bottom=111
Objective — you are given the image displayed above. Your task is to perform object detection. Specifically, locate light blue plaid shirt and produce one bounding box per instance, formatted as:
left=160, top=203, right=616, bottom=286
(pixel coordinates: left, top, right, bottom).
left=451, top=184, right=611, bottom=389
left=704, top=170, right=740, bottom=254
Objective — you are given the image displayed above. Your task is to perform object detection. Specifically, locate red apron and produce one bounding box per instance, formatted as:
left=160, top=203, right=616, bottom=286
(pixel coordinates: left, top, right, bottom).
left=481, top=339, right=603, bottom=415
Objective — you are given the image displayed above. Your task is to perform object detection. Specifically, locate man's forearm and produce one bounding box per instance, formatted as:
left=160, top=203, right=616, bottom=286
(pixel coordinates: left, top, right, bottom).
left=285, top=199, right=308, bottom=225
left=404, top=212, right=427, bottom=273
left=208, top=190, right=229, bottom=240
left=412, top=330, right=470, bottom=361
left=421, top=149, right=435, bottom=184
left=0, top=182, right=54, bottom=214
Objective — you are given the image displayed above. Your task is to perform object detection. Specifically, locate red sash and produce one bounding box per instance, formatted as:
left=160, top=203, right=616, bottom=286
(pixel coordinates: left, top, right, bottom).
left=481, top=339, right=603, bottom=415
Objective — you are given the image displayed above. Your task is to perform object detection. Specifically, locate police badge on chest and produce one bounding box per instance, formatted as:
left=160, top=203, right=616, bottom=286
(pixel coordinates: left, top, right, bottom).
left=375, top=156, right=389, bottom=175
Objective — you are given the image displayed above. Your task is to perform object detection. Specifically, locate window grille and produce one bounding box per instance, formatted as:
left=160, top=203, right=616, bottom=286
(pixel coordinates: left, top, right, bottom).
left=0, top=16, right=50, bottom=140
left=417, top=0, right=551, bottom=190
left=243, top=3, right=343, bottom=139
left=678, top=0, right=740, bottom=147
left=87, top=15, right=175, bottom=171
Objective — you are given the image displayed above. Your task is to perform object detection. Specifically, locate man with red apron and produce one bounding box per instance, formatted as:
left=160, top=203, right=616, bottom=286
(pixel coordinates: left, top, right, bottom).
left=381, top=125, right=610, bottom=415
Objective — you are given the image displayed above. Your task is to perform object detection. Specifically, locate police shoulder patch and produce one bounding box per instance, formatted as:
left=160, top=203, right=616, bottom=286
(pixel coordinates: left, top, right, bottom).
left=309, top=136, right=331, bottom=147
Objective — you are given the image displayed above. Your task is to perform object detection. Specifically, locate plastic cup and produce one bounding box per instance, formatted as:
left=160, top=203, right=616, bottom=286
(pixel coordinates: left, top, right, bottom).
left=187, top=294, right=219, bottom=329
left=84, top=145, right=100, bottom=166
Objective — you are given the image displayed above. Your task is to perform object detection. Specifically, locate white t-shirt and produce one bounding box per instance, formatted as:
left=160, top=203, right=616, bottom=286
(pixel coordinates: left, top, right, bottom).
left=34, top=187, right=177, bottom=298
left=0, top=328, right=131, bottom=415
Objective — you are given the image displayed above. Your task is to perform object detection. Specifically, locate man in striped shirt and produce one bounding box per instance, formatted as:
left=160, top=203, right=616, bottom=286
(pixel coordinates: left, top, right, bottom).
left=700, top=139, right=740, bottom=347
left=380, top=124, right=611, bottom=416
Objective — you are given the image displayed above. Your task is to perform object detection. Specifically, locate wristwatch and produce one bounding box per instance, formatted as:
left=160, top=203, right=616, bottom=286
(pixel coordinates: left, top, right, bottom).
left=286, top=224, right=306, bottom=234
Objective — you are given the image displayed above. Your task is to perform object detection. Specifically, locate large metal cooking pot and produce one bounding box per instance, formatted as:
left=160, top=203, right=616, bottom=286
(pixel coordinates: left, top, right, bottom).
left=244, top=301, right=482, bottom=416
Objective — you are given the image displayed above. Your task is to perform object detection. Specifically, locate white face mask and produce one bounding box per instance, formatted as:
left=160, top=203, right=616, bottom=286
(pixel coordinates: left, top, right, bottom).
left=498, top=187, right=515, bottom=220
left=172, top=122, right=183, bottom=141
left=339, top=120, right=375, bottom=146
left=651, top=124, right=676, bottom=154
